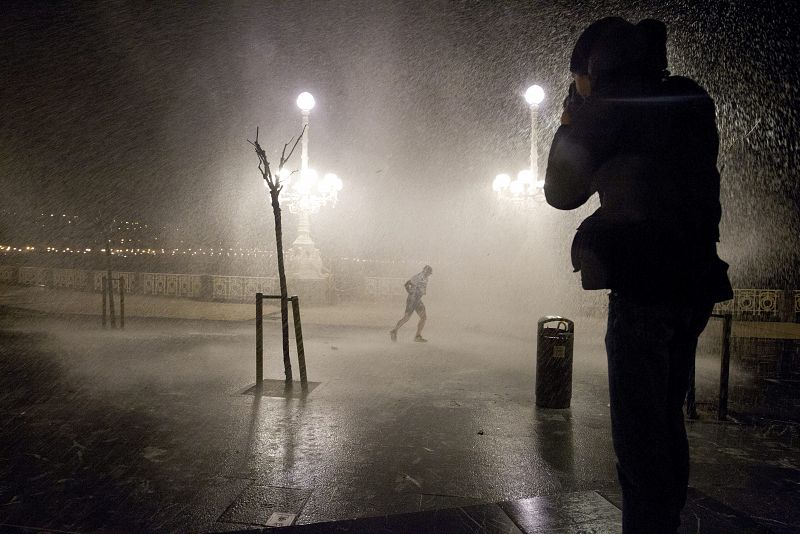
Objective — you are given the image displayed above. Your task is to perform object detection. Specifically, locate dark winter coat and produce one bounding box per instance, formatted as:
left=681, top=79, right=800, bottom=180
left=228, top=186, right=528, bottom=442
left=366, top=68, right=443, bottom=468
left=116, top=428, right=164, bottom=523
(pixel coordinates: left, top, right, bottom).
left=544, top=75, right=733, bottom=305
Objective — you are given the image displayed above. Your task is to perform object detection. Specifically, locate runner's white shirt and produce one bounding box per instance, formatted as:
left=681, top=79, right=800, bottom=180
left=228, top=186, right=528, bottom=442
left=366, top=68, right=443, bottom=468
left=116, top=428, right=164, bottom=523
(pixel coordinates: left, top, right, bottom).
left=408, top=271, right=429, bottom=297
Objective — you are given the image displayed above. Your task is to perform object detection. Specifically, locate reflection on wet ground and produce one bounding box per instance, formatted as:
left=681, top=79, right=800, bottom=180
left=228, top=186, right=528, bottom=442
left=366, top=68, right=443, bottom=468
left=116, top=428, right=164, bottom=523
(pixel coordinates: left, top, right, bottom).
left=0, top=308, right=797, bottom=532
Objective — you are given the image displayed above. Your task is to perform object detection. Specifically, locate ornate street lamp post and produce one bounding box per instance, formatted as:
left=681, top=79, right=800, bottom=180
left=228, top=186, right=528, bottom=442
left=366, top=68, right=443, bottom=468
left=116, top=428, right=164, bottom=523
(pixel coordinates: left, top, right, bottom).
left=278, top=92, right=342, bottom=279
left=525, top=84, right=545, bottom=183
left=297, top=91, right=314, bottom=171
left=493, top=84, right=546, bottom=207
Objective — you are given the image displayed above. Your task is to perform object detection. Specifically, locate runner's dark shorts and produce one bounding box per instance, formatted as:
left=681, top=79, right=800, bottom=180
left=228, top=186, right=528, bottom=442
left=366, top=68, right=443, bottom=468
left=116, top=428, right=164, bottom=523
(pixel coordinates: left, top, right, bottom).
left=405, top=294, right=425, bottom=315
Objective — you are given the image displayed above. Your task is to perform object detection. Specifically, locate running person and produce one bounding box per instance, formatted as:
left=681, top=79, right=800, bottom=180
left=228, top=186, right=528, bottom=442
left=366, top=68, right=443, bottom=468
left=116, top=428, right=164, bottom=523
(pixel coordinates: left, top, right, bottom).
left=390, top=265, right=432, bottom=342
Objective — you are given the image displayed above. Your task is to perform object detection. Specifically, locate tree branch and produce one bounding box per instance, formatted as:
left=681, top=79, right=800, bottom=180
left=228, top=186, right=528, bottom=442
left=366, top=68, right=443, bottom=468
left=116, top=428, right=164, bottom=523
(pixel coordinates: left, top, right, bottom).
left=280, top=125, right=306, bottom=170
left=249, top=126, right=304, bottom=194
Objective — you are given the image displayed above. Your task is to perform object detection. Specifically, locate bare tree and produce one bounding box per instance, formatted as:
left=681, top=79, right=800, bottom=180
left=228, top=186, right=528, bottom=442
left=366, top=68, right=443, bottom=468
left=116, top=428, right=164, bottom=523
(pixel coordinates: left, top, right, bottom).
left=248, top=126, right=305, bottom=382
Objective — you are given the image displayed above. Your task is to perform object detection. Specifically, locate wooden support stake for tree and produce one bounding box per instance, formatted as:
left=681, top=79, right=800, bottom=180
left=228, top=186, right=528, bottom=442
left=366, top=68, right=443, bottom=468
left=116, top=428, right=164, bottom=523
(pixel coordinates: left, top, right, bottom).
left=119, top=275, right=125, bottom=330
left=291, top=296, right=307, bottom=387
left=106, top=241, right=115, bottom=328
left=102, top=276, right=107, bottom=328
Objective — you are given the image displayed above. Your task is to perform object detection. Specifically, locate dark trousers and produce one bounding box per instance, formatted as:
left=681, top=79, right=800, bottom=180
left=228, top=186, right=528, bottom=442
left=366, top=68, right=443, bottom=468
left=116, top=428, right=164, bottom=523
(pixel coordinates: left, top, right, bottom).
left=606, top=292, right=713, bottom=533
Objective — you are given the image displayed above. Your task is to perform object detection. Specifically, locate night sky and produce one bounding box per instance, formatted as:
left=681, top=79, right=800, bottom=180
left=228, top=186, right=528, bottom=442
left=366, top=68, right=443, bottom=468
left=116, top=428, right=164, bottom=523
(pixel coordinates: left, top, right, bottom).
left=2, top=1, right=798, bottom=280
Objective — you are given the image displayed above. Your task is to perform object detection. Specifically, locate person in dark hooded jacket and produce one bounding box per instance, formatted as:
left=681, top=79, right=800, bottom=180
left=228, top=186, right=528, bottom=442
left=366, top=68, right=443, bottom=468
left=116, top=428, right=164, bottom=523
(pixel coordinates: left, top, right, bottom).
left=545, top=17, right=732, bottom=534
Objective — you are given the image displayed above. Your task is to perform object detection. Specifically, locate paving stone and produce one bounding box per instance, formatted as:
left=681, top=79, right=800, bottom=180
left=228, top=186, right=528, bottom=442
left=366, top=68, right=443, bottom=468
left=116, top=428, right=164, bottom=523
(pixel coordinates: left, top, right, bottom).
left=284, top=503, right=522, bottom=533
left=499, top=491, right=620, bottom=533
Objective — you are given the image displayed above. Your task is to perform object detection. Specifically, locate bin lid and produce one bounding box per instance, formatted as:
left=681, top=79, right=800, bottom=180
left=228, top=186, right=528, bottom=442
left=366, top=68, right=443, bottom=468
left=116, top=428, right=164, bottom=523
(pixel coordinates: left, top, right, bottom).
left=538, top=316, right=574, bottom=334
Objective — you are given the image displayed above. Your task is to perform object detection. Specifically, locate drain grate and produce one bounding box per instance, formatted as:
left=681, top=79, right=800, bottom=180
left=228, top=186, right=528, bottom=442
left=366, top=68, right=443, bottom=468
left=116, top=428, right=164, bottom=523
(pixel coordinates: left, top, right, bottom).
left=218, top=484, right=312, bottom=527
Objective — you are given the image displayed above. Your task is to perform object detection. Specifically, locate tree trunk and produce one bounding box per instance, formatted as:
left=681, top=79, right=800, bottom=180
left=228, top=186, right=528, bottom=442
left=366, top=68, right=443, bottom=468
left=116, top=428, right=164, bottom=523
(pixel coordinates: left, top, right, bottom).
left=271, top=191, right=292, bottom=382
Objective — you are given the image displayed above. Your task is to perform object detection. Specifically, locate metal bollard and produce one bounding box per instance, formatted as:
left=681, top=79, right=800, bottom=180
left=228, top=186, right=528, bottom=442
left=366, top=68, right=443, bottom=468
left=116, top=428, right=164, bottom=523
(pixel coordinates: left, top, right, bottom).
left=256, top=293, right=263, bottom=387
left=718, top=313, right=732, bottom=421
left=697, top=313, right=734, bottom=421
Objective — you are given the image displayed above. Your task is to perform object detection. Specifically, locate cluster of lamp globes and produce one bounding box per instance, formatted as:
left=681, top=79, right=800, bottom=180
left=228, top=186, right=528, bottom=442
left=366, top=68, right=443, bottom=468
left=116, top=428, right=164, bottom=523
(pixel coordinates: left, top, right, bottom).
left=273, top=167, right=343, bottom=210
left=492, top=169, right=545, bottom=197
left=274, top=84, right=546, bottom=208
left=492, top=84, right=546, bottom=202
left=264, top=91, right=343, bottom=212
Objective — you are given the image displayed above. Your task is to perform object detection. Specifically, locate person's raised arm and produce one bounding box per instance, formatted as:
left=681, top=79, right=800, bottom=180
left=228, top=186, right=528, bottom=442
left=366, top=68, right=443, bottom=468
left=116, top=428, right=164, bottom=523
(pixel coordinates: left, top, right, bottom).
left=544, top=88, right=618, bottom=210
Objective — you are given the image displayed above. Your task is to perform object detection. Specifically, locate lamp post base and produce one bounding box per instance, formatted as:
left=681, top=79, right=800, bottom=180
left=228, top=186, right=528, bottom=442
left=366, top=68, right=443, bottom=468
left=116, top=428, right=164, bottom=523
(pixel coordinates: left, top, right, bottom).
left=286, top=209, right=331, bottom=303
left=287, top=242, right=327, bottom=280
left=287, top=244, right=331, bottom=305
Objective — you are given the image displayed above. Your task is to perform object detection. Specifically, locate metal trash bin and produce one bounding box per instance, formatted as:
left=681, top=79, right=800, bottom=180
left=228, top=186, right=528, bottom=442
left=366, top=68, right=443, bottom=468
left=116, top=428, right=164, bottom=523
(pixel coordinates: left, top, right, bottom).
left=536, top=316, right=575, bottom=408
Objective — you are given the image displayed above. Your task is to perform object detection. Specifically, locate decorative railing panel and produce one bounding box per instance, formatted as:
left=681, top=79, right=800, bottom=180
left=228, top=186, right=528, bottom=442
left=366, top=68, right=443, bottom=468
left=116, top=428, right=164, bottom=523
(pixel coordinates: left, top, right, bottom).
left=19, top=267, right=50, bottom=286
left=0, top=265, right=17, bottom=283
left=92, top=271, right=135, bottom=292
left=140, top=273, right=202, bottom=298
left=52, top=268, right=89, bottom=290
left=714, top=289, right=784, bottom=319
left=211, top=276, right=278, bottom=301
left=179, top=274, right=201, bottom=297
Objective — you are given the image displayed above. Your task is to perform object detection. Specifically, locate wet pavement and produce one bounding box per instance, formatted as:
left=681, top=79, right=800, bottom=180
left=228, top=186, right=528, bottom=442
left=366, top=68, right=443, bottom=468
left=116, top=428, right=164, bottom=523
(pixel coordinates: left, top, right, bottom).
left=1, top=298, right=798, bottom=533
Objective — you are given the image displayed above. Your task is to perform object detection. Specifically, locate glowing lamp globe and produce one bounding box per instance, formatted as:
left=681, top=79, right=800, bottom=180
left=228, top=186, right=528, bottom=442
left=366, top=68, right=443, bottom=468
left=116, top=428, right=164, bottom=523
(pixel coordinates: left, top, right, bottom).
left=294, top=168, right=317, bottom=194
left=493, top=173, right=511, bottom=192
left=296, top=92, right=316, bottom=112
left=326, top=173, right=343, bottom=192
left=509, top=180, right=524, bottom=196
left=517, top=169, right=534, bottom=185
left=524, top=84, right=545, bottom=106
left=267, top=167, right=293, bottom=189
